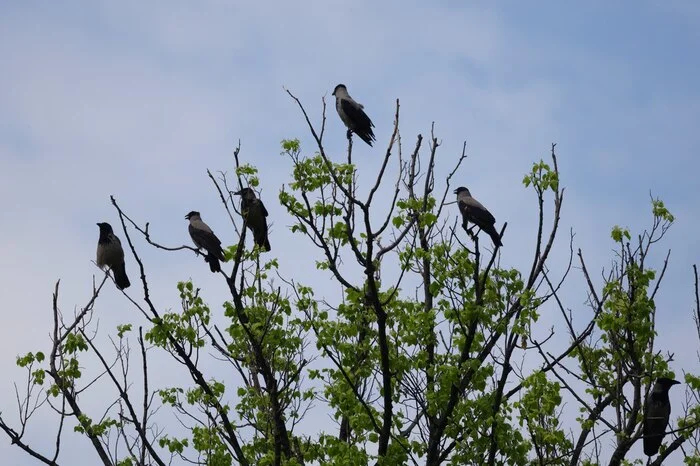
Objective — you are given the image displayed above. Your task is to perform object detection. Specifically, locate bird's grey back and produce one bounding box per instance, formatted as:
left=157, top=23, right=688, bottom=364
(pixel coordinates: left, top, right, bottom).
left=189, top=217, right=213, bottom=234
left=458, top=191, right=487, bottom=211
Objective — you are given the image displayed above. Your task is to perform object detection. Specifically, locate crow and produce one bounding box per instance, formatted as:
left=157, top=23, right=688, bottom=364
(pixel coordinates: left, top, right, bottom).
left=454, top=186, right=502, bottom=248
left=643, top=377, right=681, bottom=456
left=96, top=222, right=131, bottom=289
left=185, top=211, right=226, bottom=273
left=234, top=187, right=271, bottom=252
left=332, top=84, right=376, bottom=147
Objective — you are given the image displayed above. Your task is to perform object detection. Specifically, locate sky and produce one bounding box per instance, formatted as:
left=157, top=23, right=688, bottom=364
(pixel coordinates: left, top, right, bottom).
left=1, top=1, right=699, bottom=464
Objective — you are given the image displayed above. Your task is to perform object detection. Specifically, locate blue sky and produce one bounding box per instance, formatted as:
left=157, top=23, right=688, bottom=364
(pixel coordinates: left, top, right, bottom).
left=1, top=2, right=699, bottom=464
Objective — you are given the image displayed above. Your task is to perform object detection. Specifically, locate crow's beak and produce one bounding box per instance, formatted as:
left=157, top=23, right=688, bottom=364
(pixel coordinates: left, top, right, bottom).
left=453, top=189, right=459, bottom=194
left=233, top=190, right=242, bottom=196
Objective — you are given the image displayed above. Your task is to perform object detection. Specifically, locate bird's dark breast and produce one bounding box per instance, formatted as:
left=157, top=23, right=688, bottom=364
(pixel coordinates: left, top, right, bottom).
left=188, top=225, right=203, bottom=247
left=98, top=242, right=124, bottom=265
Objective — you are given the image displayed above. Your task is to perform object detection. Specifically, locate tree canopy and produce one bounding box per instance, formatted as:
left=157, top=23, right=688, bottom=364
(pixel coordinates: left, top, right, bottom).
left=2, top=94, right=699, bottom=466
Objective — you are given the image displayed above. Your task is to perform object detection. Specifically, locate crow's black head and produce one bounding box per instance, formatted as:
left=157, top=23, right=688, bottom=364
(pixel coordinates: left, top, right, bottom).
left=185, top=211, right=200, bottom=219
left=656, top=377, right=681, bottom=389
left=454, top=186, right=470, bottom=195
left=96, top=222, right=113, bottom=233
left=234, top=188, right=256, bottom=199
left=332, top=84, right=347, bottom=96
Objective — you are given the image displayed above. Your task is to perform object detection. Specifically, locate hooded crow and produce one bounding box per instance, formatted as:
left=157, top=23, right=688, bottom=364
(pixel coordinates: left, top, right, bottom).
left=332, top=84, right=376, bottom=147
left=185, top=211, right=226, bottom=273
left=234, top=187, right=271, bottom=252
left=96, top=222, right=131, bottom=289
left=643, top=377, right=681, bottom=456
left=454, top=186, right=502, bottom=248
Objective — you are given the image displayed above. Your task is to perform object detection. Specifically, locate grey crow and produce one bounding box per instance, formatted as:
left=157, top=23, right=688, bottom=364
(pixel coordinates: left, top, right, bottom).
left=234, top=187, right=271, bottom=252
left=643, top=377, right=680, bottom=456
left=185, top=211, right=226, bottom=273
left=96, top=222, right=130, bottom=289
left=454, top=186, right=502, bottom=248
left=332, top=84, right=376, bottom=147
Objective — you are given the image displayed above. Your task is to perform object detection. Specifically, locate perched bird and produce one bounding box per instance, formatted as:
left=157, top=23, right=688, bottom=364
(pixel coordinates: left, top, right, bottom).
left=332, top=84, right=376, bottom=147
left=643, top=377, right=681, bottom=456
left=185, top=211, right=226, bottom=273
left=96, top=222, right=131, bottom=289
left=454, top=186, right=503, bottom=248
left=234, top=187, right=271, bottom=252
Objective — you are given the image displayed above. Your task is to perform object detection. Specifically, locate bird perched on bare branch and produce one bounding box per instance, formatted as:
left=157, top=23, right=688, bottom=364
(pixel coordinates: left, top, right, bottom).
left=185, top=211, right=226, bottom=273
left=96, top=222, right=131, bottom=289
left=643, top=377, right=680, bottom=456
left=332, top=84, right=376, bottom=147
left=454, top=186, right=502, bottom=248
left=234, top=187, right=271, bottom=252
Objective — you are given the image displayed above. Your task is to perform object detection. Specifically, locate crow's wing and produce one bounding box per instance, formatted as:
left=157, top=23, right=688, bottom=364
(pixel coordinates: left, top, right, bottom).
left=340, top=99, right=376, bottom=146
left=189, top=224, right=224, bottom=260
left=257, top=199, right=269, bottom=217
left=460, top=197, right=496, bottom=226
left=341, top=99, right=373, bottom=130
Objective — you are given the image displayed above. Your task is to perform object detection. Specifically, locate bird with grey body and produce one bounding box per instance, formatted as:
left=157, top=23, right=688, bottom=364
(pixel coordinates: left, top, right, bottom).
left=454, top=186, right=503, bottom=248
left=96, top=222, right=131, bottom=289
left=332, top=84, right=376, bottom=147
left=643, top=377, right=680, bottom=456
left=234, top=187, right=271, bottom=252
left=185, top=211, right=226, bottom=273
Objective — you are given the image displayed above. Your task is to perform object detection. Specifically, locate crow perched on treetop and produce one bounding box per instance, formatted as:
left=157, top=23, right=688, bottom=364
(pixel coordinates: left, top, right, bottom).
left=454, top=186, right=502, bottom=248
left=185, top=211, right=226, bottom=273
left=332, top=84, right=376, bottom=147
left=235, top=187, right=271, bottom=252
left=643, top=377, right=680, bottom=456
left=96, top=222, right=131, bottom=290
